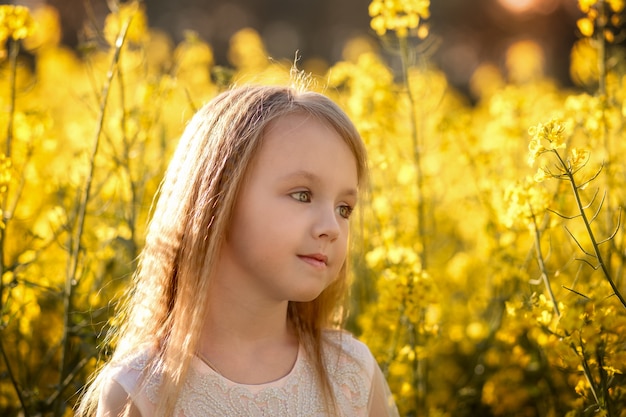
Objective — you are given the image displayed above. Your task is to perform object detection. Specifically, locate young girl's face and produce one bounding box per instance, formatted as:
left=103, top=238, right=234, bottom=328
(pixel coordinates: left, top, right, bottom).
left=217, top=113, right=359, bottom=304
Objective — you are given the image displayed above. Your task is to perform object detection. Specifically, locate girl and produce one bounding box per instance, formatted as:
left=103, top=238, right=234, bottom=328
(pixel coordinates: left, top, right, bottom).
left=76, top=85, right=399, bottom=416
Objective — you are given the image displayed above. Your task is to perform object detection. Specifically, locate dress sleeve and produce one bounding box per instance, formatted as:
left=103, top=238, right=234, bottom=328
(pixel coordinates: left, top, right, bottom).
left=96, top=376, right=143, bottom=417
left=96, top=352, right=157, bottom=417
left=367, top=362, right=400, bottom=417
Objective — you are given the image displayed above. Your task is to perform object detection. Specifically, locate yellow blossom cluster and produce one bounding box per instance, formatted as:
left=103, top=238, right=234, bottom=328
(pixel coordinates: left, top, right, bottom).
left=501, top=177, right=550, bottom=231
left=103, top=1, right=148, bottom=45
left=0, top=154, right=10, bottom=193
left=0, top=5, right=34, bottom=44
left=576, top=0, right=624, bottom=40
left=527, top=117, right=593, bottom=183
left=527, top=118, right=567, bottom=165
left=0, top=4, right=34, bottom=59
left=368, top=0, right=430, bottom=38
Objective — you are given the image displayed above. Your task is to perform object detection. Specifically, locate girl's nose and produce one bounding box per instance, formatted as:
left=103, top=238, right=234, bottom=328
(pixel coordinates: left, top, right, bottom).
left=313, top=205, right=340, bottom=240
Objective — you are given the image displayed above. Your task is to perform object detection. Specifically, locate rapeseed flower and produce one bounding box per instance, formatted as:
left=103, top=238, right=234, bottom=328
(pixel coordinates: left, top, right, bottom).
left=0, top=154, right=11, bottom=193
left=0, top=5, right=34, bottom=59
left=570, top=39, right=599, bottom=86
left=368, top=0, right=430, bottom=38
left=576, top=0, right=624, bottom=42
left=23, top=6, right=60, bottom=50
left=501, top=177, right=549, bottom=230
left=527, top=119, right=567, bottom=166
left=580, top=0, right=625, bottom=12
left=567, top=147, right=590, bottom=171
left=227, top=28, right=268, bottom=71
left=103, top=1, right=148, bottom=46
left=0, top=5, right=34, bottom=43
left=576, top=17, right=595, bottom=37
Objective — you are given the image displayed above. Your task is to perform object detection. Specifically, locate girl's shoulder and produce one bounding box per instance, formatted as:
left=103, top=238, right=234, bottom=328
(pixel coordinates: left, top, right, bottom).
left=321, top=329, right=377, bottom=381
left=322, top=329, right=374, bottom=357
left=321, top=330, right=400, bottom=417
left=105, top=345, right=156, bottom=382
left=100, top=346, right=160, bottom=416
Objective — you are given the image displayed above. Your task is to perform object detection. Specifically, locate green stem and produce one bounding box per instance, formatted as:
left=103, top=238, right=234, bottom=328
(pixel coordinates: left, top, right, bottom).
left=596, top=339, right=612, bottom=416
left=0, top=339, right=29, bottom=416
left=53, top=19, right=132, bottom=416
left=399, top=37, right=427, bottom=270
left=0, top=38, right=20, bottom=319
left=556, top=152, right=626, bottom=308
left=575, top=341, right=601, bottom=407
left=596, top=0, right=607, bottom=99
left=530, top=214, right=560, bottom=316
left=398, top=35, right=429, bottom=416
left=5, top=38, right=18, bottom=159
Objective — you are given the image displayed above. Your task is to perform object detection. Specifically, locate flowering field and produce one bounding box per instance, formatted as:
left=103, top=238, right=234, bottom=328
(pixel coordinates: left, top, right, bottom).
left=1, top=1, right=626, bottom=416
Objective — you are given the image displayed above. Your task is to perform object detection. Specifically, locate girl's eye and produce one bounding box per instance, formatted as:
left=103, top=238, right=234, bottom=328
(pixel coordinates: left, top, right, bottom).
left=337, top=205, right=353, bottom=219
left=291, top=191, right=311, bottom=203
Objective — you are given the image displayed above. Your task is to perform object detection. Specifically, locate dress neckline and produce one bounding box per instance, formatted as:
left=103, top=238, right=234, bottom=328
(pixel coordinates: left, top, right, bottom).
left=193, top=343, right=303, bottom=387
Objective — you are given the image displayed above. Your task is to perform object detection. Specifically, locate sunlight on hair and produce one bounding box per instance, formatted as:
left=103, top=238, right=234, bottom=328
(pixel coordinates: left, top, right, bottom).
left=290, top=51, right=316, bottom=92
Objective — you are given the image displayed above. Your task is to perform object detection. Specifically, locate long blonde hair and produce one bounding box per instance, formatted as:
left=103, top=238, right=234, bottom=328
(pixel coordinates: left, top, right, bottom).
left=76, top=85, right=368, bottom=416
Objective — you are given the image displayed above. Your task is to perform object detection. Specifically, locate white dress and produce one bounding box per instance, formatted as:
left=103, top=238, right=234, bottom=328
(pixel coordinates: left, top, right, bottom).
left=103, top=331, right=399, bottom=417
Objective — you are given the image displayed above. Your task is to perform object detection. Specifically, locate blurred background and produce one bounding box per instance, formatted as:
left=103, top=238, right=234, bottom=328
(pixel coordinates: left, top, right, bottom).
left=5, top=0, right=590, bottom=96
left=2, top=2, right=626, bottom=416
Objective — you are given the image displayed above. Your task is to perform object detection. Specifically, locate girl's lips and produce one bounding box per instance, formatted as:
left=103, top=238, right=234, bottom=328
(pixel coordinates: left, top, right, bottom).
left=298, top=254, right=328, bottom=267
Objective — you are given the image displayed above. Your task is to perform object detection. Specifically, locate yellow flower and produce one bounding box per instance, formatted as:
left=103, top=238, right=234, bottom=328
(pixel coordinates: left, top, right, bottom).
left=227, top=28, right=268, bottom=71
left=23, top=6, right=61, bottom=50
left=577, top=17, right=595, bottom=37
left=505, top=40, right=544, bottom=83
left=533, top=168, right=549, bottom=183
left=568, top=147, right=590, bottom=171
left=0, top=154, right=11, bottom=193
left=368, top=0, right=430, bottom=38
left=578, top=0, right=598, bottom=13
left=502, top=177, right=549, bottom=229
left=574, top=377, right=588, bottom=395
left=527, top=118, right=567, bottom=167
left=570, top=39, right=599, bottom=87
left=0, top=5, right=35, bottom=44
left=103, top=1, right=148, bottom=46
left=608, top=0, right=625, bottom=12
left=527, top=137, right=546, bottom=166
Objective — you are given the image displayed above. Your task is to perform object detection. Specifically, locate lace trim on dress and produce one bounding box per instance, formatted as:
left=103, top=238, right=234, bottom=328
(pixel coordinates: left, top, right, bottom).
left=112, top=331, right=375, bottom=417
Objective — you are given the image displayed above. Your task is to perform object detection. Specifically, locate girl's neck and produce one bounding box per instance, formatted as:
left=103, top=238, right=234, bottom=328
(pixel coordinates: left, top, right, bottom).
left=198, top=288, right=299, bottom=384
left=203, top=296, right=293, bottom=347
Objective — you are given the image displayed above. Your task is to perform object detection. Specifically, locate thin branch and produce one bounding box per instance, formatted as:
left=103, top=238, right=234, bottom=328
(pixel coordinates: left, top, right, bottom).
left=583, top=187, right=600, bottom=210
left=1, top=37, right=21, bottom=321
left=588, top=190, right=606, bottom=224
left=54, top=18, right=132, bottom=416
left=45, top=355, right=90, bottom=407
left=597, top=209, right=621, bottom=245
left=530, top=213, right=560, bottom=316
left=399, top=36, right=427, bottom=270
left=577, top=163, right=604, bottom=189
left=565, top=165, right=626, bottom=308
left=574, top=257, right=599, bottom=270
left=575, top=341, right=601, bottom=406
left=0, top=339, right=29, bottom=416
left=547, top=208, right=581, bottom=220
left=564, top=225, right=595, bottom=257
left=562, top=286, right=591, bottom=299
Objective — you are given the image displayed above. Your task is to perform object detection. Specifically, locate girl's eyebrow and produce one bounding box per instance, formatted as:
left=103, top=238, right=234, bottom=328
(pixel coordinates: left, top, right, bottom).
left=280, top=170, right=358, bottom=199
left=281, top=170, right=319, bottom=183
